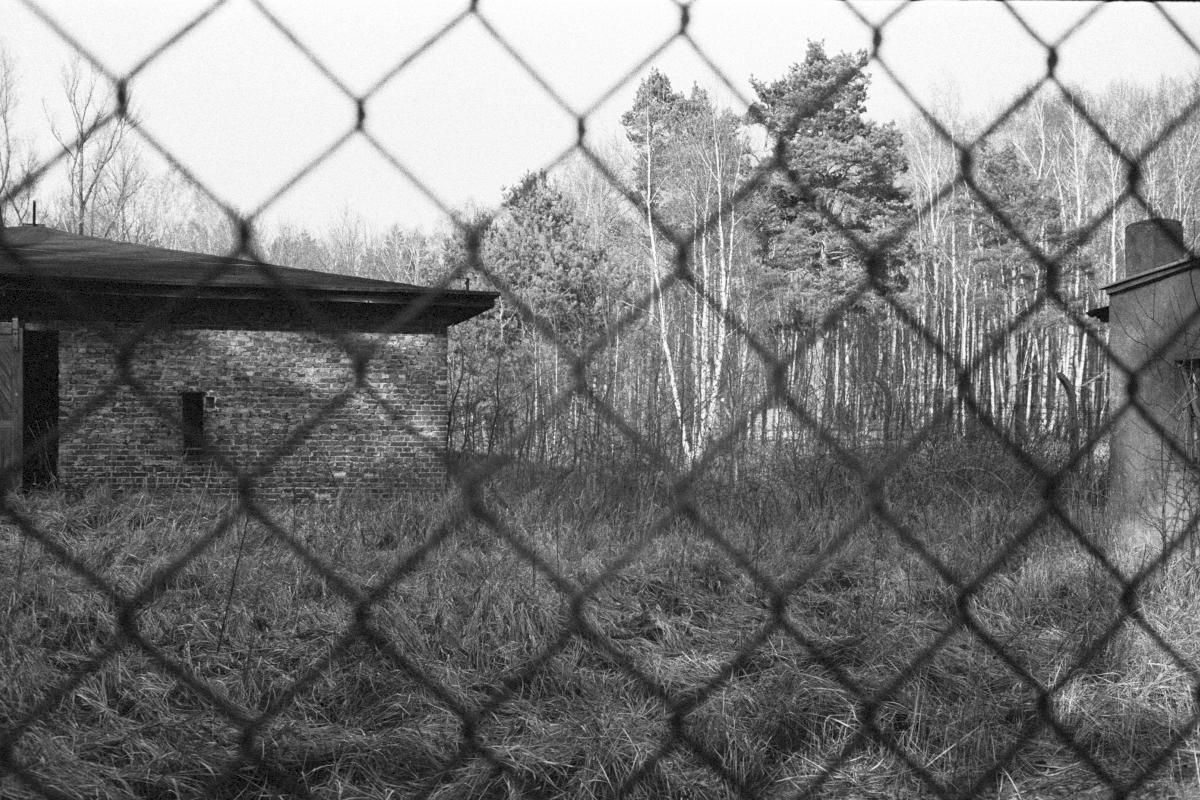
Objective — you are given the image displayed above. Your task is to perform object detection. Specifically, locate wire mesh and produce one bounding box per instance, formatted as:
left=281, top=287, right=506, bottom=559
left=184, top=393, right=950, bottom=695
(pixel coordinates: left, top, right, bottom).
left=3, top=1, right=1200, bottom=798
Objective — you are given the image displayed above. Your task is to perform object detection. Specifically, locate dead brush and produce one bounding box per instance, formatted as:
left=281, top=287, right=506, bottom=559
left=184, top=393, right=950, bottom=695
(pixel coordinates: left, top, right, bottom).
left=3, top=442, right=1200, bottom=798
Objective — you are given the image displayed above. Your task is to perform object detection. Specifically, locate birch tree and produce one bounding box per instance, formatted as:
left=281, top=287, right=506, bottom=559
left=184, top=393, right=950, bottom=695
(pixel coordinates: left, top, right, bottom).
left=622, top=72, right=749, bottom=466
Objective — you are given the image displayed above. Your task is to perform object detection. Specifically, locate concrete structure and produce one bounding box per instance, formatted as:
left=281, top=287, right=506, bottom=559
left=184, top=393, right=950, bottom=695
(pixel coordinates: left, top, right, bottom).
left=0, top=225, right=496, bottom=497
left=1102, top=218, right=1199, bottom=568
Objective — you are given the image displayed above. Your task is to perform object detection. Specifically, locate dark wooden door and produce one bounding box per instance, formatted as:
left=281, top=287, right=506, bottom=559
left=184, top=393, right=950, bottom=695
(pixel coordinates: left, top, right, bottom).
left=0, top=319, right=22, bottom=491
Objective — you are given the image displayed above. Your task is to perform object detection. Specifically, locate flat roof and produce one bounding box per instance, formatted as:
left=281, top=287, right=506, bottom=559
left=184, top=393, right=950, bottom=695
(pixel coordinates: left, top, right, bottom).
left=0, top=225, right=496, bottom=332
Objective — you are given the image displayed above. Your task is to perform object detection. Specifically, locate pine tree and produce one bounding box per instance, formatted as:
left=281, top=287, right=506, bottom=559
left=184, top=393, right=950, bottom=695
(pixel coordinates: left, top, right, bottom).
left=749, top=42, right=911, bottom=330
left=486, top=170, right=608, bottom=349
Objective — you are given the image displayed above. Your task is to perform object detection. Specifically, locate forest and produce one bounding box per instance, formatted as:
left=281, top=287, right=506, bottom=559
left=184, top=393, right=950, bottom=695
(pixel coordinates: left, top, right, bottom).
left=3, top=42, right=1200, bottom=469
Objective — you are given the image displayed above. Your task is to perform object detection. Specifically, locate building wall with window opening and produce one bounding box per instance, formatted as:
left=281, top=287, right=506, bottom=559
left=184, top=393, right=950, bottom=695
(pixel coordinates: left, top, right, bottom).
left=57, top=327, right=449, bottom=496
left=0, top=225, right=496, bottom=498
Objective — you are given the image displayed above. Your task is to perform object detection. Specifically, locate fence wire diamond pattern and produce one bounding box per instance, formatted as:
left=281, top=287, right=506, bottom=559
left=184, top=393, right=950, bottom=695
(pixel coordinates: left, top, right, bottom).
left=3, top=1, right=1200, bottom=798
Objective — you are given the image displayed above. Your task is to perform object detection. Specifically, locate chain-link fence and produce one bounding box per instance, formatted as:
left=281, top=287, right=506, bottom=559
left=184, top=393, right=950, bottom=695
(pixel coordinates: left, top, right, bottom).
left=4, top=1, right=1200, bottom=798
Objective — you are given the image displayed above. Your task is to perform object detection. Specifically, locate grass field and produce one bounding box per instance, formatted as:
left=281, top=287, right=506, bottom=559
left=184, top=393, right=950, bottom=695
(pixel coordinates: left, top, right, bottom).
left=2, top=439, right=1199, bottom=799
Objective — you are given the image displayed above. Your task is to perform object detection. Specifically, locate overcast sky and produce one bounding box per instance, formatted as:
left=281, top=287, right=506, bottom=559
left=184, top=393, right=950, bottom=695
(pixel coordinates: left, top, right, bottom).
left=3, top=0, right=1200, bottom=234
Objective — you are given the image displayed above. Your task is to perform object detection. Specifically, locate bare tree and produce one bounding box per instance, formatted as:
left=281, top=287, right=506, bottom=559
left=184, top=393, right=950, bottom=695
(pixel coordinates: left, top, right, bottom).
left=0, top=44, right=37, bottom=226
left=49, top=57, right=144, bottom=238
left=324, top=206, right=367, bottom=276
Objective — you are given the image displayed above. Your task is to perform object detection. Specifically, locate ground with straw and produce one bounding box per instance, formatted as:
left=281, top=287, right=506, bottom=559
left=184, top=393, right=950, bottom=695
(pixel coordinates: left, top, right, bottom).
left=2, top=438, right=1198, bottom=799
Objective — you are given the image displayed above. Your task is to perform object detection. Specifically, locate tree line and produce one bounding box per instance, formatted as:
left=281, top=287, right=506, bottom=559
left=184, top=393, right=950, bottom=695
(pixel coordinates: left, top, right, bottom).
left=451, top=45, right=1200, bottom=469
left=4, top=42, right=1199, bottom=469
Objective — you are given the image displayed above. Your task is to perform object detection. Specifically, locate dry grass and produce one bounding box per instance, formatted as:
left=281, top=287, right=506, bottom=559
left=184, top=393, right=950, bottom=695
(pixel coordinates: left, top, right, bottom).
left=1, top=439, right=1199, bottom=799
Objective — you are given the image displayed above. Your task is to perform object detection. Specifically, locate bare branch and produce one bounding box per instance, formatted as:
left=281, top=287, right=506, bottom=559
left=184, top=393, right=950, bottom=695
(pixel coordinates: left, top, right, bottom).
left=47, top=56, right=142, bottom=237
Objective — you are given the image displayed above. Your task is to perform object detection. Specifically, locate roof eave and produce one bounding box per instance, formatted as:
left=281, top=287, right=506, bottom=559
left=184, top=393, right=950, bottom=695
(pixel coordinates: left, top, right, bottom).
left=0, top=281, right=498, bottom=333
left=1103, top=256, right=1200, bottom=295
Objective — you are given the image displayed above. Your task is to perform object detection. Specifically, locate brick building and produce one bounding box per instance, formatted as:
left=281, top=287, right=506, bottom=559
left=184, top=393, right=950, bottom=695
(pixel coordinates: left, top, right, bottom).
left=0, top=225, right=495, bottom=497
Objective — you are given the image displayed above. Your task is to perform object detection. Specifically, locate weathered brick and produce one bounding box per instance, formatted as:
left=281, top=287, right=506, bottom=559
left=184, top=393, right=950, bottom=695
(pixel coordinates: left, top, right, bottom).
left=57, top=327, right=449, bottom=497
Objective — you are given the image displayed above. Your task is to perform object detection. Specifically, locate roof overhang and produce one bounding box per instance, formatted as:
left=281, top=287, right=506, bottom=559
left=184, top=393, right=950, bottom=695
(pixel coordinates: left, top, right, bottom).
left=0, top=226, right=497, bottom=333
left=1101, top=255, right=1200, bottom=296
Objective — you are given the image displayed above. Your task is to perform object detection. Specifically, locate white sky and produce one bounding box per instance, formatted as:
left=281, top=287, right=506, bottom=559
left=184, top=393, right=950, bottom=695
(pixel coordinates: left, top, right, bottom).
left=3, top=0, right=1200, bottom=235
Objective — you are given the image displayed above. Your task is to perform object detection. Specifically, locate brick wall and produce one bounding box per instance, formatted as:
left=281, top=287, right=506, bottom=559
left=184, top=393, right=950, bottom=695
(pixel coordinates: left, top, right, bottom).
left=57, top=326, right=448, bottom=497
